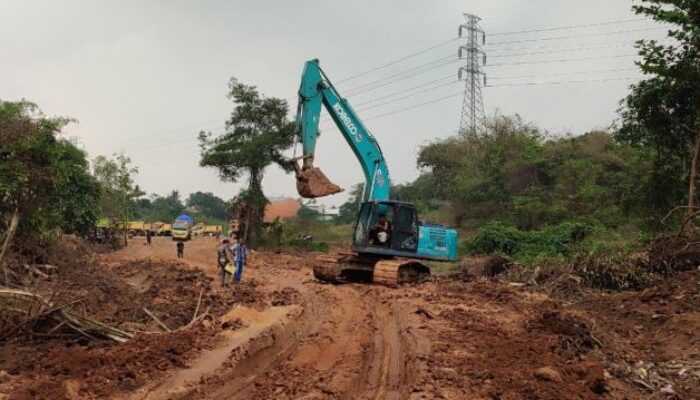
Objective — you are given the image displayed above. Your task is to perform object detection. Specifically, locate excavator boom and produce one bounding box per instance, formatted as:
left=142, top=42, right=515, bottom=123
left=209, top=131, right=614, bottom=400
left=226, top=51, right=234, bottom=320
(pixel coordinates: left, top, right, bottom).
left=294, top=59, right=390, bottom=201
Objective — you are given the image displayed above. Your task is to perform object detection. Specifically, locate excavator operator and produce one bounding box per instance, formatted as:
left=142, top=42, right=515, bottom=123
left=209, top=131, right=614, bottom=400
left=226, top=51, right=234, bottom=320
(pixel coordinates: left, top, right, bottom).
left=371, top=214, right=391, bottom=246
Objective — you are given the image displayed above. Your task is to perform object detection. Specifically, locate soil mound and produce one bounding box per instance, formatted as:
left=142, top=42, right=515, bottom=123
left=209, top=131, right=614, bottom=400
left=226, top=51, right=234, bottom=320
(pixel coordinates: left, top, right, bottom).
left=0, top=239, right=265, bottom=399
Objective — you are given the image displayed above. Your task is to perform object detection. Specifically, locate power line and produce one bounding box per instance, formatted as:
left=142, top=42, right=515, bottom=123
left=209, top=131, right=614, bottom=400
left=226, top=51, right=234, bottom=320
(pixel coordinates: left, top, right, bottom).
left=124, top=57, right=641, bottom=150
left=342, top=54, right=456, bottom=94
left=115, top=118, right=223, bottom=147
left=336, top=38, right=458, bottom=84
left=111, top=19, right=662, bottom=153
left=489, top=43, right=637, bottom=58
left=344, top=58, right=459, bottom=97
left=486, top=76, right=639, bottom=87
left=485, top=27, right=667, bottom=46
left=143, top=74, right=646, bottom=162
left=355, top=80, right=458, bottom=111
left=488, top=53, right=638, bottom=67
left=485, top=37, right=669, bottom=53
left=353, top=75, right=455, bottom=107
left=489, top=67, right=637, bottom=80
left=355, top=92, right=462, bottom=122
left=490, top=18, right=651, bottom=37
left=316, top=79, right=458, bottom=126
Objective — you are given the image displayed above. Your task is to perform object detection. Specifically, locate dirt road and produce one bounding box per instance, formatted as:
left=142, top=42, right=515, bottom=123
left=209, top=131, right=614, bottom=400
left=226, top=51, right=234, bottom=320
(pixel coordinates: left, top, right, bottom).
left=114, top=237, right=427, bottom=400
left=2, top=236, right=698, bottom=399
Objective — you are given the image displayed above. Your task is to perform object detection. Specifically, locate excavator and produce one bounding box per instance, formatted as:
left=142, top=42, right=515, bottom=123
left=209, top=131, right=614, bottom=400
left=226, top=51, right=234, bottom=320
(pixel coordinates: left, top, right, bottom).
left=293, top=59, right=458, bottom=286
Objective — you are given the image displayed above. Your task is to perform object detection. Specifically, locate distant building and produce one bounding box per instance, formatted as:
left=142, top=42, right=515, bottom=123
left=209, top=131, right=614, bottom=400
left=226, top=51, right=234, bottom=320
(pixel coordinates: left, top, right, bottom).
left=264, top=198, right=301, bottom=223
left=305, top=204, right=340, bottom=221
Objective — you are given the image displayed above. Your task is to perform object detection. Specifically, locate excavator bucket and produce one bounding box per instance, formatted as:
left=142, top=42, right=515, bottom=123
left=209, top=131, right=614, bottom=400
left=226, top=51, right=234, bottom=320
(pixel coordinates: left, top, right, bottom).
left=296, top=167, right=343, bottom=198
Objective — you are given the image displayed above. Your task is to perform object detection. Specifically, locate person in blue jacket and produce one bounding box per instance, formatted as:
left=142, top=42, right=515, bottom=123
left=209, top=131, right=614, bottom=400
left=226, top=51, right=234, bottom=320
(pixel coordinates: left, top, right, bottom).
left=229, top=236, right=247, bottom=284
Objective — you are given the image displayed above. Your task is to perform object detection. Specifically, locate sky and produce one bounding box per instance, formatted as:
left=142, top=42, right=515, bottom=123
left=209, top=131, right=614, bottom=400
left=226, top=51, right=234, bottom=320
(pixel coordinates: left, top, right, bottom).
left=1, top=0, right=662, bottom=208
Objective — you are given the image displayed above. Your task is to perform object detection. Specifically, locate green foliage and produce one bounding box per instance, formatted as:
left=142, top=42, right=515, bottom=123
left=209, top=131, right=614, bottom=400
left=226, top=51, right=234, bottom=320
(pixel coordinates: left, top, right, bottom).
left=392, top=173, right=445, bottom=216
left=0, top=100, right=100, bottom=238
left=92, top=153, right=142, bottom=224
left=336, top=183, right=364, bottom=224
left=287, top=219, right=350, bottom=245
left=151, top=191, right=185, bottom=222
left=466, top=221, right=594, bottom=262
left=616, top=0, right=700, bottom=216
left=298, top=200, right=321, bottom=219
left=53, top=140, right=100, bottom=234
left=416, top=115, right=640, bottom=230
left=186, top=191, right=227, bottom=220
left=199, top=78, right=295, bottom=245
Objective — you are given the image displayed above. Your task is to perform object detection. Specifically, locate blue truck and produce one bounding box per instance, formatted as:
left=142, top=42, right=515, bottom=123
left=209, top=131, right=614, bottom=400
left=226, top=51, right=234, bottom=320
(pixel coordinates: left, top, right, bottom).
left=172, top=214, right=194, bottom=241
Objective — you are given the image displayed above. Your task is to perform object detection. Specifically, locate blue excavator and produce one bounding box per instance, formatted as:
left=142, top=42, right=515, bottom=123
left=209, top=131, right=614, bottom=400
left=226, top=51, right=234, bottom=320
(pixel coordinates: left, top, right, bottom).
left=293, top=59, right=458, bottom=285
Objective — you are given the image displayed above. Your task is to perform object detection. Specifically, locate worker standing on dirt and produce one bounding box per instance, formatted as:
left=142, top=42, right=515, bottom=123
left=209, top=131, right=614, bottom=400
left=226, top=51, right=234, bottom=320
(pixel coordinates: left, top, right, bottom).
left=218, top=239, right=232, bottom=287
left=176, top=241, right=184, bottom=258
left=146, top=229, right=152, bottom=245
left=230, top=237, right=247, bottom=284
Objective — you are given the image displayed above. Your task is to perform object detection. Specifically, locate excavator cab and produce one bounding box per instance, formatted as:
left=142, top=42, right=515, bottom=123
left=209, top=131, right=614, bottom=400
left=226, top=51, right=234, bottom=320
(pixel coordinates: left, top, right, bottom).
left=352, top=201, right=419, bottom=256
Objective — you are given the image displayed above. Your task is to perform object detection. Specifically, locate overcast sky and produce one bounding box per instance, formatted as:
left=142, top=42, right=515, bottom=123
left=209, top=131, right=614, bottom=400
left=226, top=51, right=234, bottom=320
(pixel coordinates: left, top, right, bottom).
left=1, top=0, right=662, bottom=208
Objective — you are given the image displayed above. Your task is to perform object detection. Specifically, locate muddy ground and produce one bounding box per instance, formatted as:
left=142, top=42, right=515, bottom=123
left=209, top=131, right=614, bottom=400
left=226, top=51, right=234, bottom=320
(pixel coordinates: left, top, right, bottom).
left=0, top=236, right=698, bottom=399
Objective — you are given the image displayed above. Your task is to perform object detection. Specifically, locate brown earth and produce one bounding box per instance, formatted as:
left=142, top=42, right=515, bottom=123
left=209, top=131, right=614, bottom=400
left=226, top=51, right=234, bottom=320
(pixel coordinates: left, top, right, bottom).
left=0, top=236, right=698, bottom=399
left=296, top=167, right=343, bottom=198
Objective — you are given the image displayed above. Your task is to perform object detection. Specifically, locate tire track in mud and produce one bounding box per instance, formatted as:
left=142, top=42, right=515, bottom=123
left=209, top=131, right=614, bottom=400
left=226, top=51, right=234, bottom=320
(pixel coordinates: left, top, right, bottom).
left=356, top=288, right=428, bottom=400
left=230, top=281, right=377, bottom=399
left=112, top=238, right=426, bottom=400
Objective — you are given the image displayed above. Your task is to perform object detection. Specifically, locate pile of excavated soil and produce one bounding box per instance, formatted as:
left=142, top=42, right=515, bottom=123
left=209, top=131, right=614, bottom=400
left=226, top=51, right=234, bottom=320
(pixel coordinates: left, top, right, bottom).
left=402, top=280, right=616, bottom=399
left=3, top=329, right=211, bottom=400
left=0, top=243, right=268, bottom=399
left=576, top=270, right=700, bottom=397
left=395, top=270, right=700, bottom=399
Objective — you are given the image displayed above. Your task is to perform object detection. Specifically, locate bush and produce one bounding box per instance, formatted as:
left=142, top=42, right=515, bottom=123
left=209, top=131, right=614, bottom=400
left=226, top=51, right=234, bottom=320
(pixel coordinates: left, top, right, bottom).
left=466, top=221, right=594, bottom=262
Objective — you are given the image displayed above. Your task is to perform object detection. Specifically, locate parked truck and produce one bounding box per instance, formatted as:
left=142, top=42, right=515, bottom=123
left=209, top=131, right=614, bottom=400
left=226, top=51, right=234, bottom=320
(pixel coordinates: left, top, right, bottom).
left=172, top=215, right=194, bottom=241
left=203, top=225, right=223, bottom=237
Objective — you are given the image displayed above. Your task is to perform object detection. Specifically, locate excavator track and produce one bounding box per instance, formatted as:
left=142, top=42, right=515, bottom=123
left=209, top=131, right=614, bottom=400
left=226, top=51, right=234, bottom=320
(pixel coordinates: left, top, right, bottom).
left=312, top=253, right=430, bottom=287
left=312, top=255, right=344, bottom=283
left=373, top=259, right=431, bottom=287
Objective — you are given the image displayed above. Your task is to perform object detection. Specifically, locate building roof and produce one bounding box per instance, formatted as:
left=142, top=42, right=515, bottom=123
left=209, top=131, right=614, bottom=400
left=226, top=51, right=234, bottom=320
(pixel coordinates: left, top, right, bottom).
left=264, top=198, right=300, bottom=223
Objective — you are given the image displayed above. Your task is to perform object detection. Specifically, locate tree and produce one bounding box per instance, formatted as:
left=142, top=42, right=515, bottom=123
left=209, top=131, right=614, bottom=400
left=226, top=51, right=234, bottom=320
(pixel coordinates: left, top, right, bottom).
left=199, top=78, right=295, bottom=245
left=186, top=191, right=227, bottom=220
left=0, top=100, right=100, bottom=269
left=418, top=115, right=545, bottom=227
left=53, top=140, right=101, bottom=235
left=151, top=191, right=185, bottom=222
left=336, top=183, right=364, bottom=224
left=617, top=0, right=700, bottom=219
left=414, top=115, right=639, bottom=229
left=1, top=101, right=68, bottom=237
left=92, top=153, right=142, bottom=226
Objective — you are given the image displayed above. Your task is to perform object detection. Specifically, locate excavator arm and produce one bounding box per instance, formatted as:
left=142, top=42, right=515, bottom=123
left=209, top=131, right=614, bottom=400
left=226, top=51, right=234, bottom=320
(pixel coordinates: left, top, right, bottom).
left=294, top=59, right=391, bottom=201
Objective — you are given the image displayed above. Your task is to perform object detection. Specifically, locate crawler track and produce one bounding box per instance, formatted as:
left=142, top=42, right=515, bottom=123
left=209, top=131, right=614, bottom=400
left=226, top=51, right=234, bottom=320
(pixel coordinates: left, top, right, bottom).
left=312, top=253, right=431, bottom=286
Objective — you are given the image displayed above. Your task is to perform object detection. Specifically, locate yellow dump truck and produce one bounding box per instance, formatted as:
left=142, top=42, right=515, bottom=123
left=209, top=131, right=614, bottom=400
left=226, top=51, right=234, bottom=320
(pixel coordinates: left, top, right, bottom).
left=160, top=223, right=172, bottom=236
left=128, top=221, right=146, bottom=236
left=150, top=221, right=171, bottom=236
left=192, top=223, right=206, bottom=237
left=203, top=225, right=223, bottom=237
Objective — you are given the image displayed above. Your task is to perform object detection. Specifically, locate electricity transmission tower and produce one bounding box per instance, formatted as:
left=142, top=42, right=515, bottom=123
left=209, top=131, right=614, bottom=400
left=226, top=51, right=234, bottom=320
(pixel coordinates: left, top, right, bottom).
left=458, top=13, right=486, bottom=134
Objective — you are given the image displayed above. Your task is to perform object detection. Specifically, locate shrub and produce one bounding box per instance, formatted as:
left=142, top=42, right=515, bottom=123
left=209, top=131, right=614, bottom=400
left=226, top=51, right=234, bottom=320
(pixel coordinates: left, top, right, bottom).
left=467, top=221, right=594, bottom=262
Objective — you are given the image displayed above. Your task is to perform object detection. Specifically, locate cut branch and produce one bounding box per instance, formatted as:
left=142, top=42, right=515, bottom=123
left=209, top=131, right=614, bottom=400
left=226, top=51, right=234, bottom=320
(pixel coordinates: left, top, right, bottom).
left=143, top=307, right=172, bottom=332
